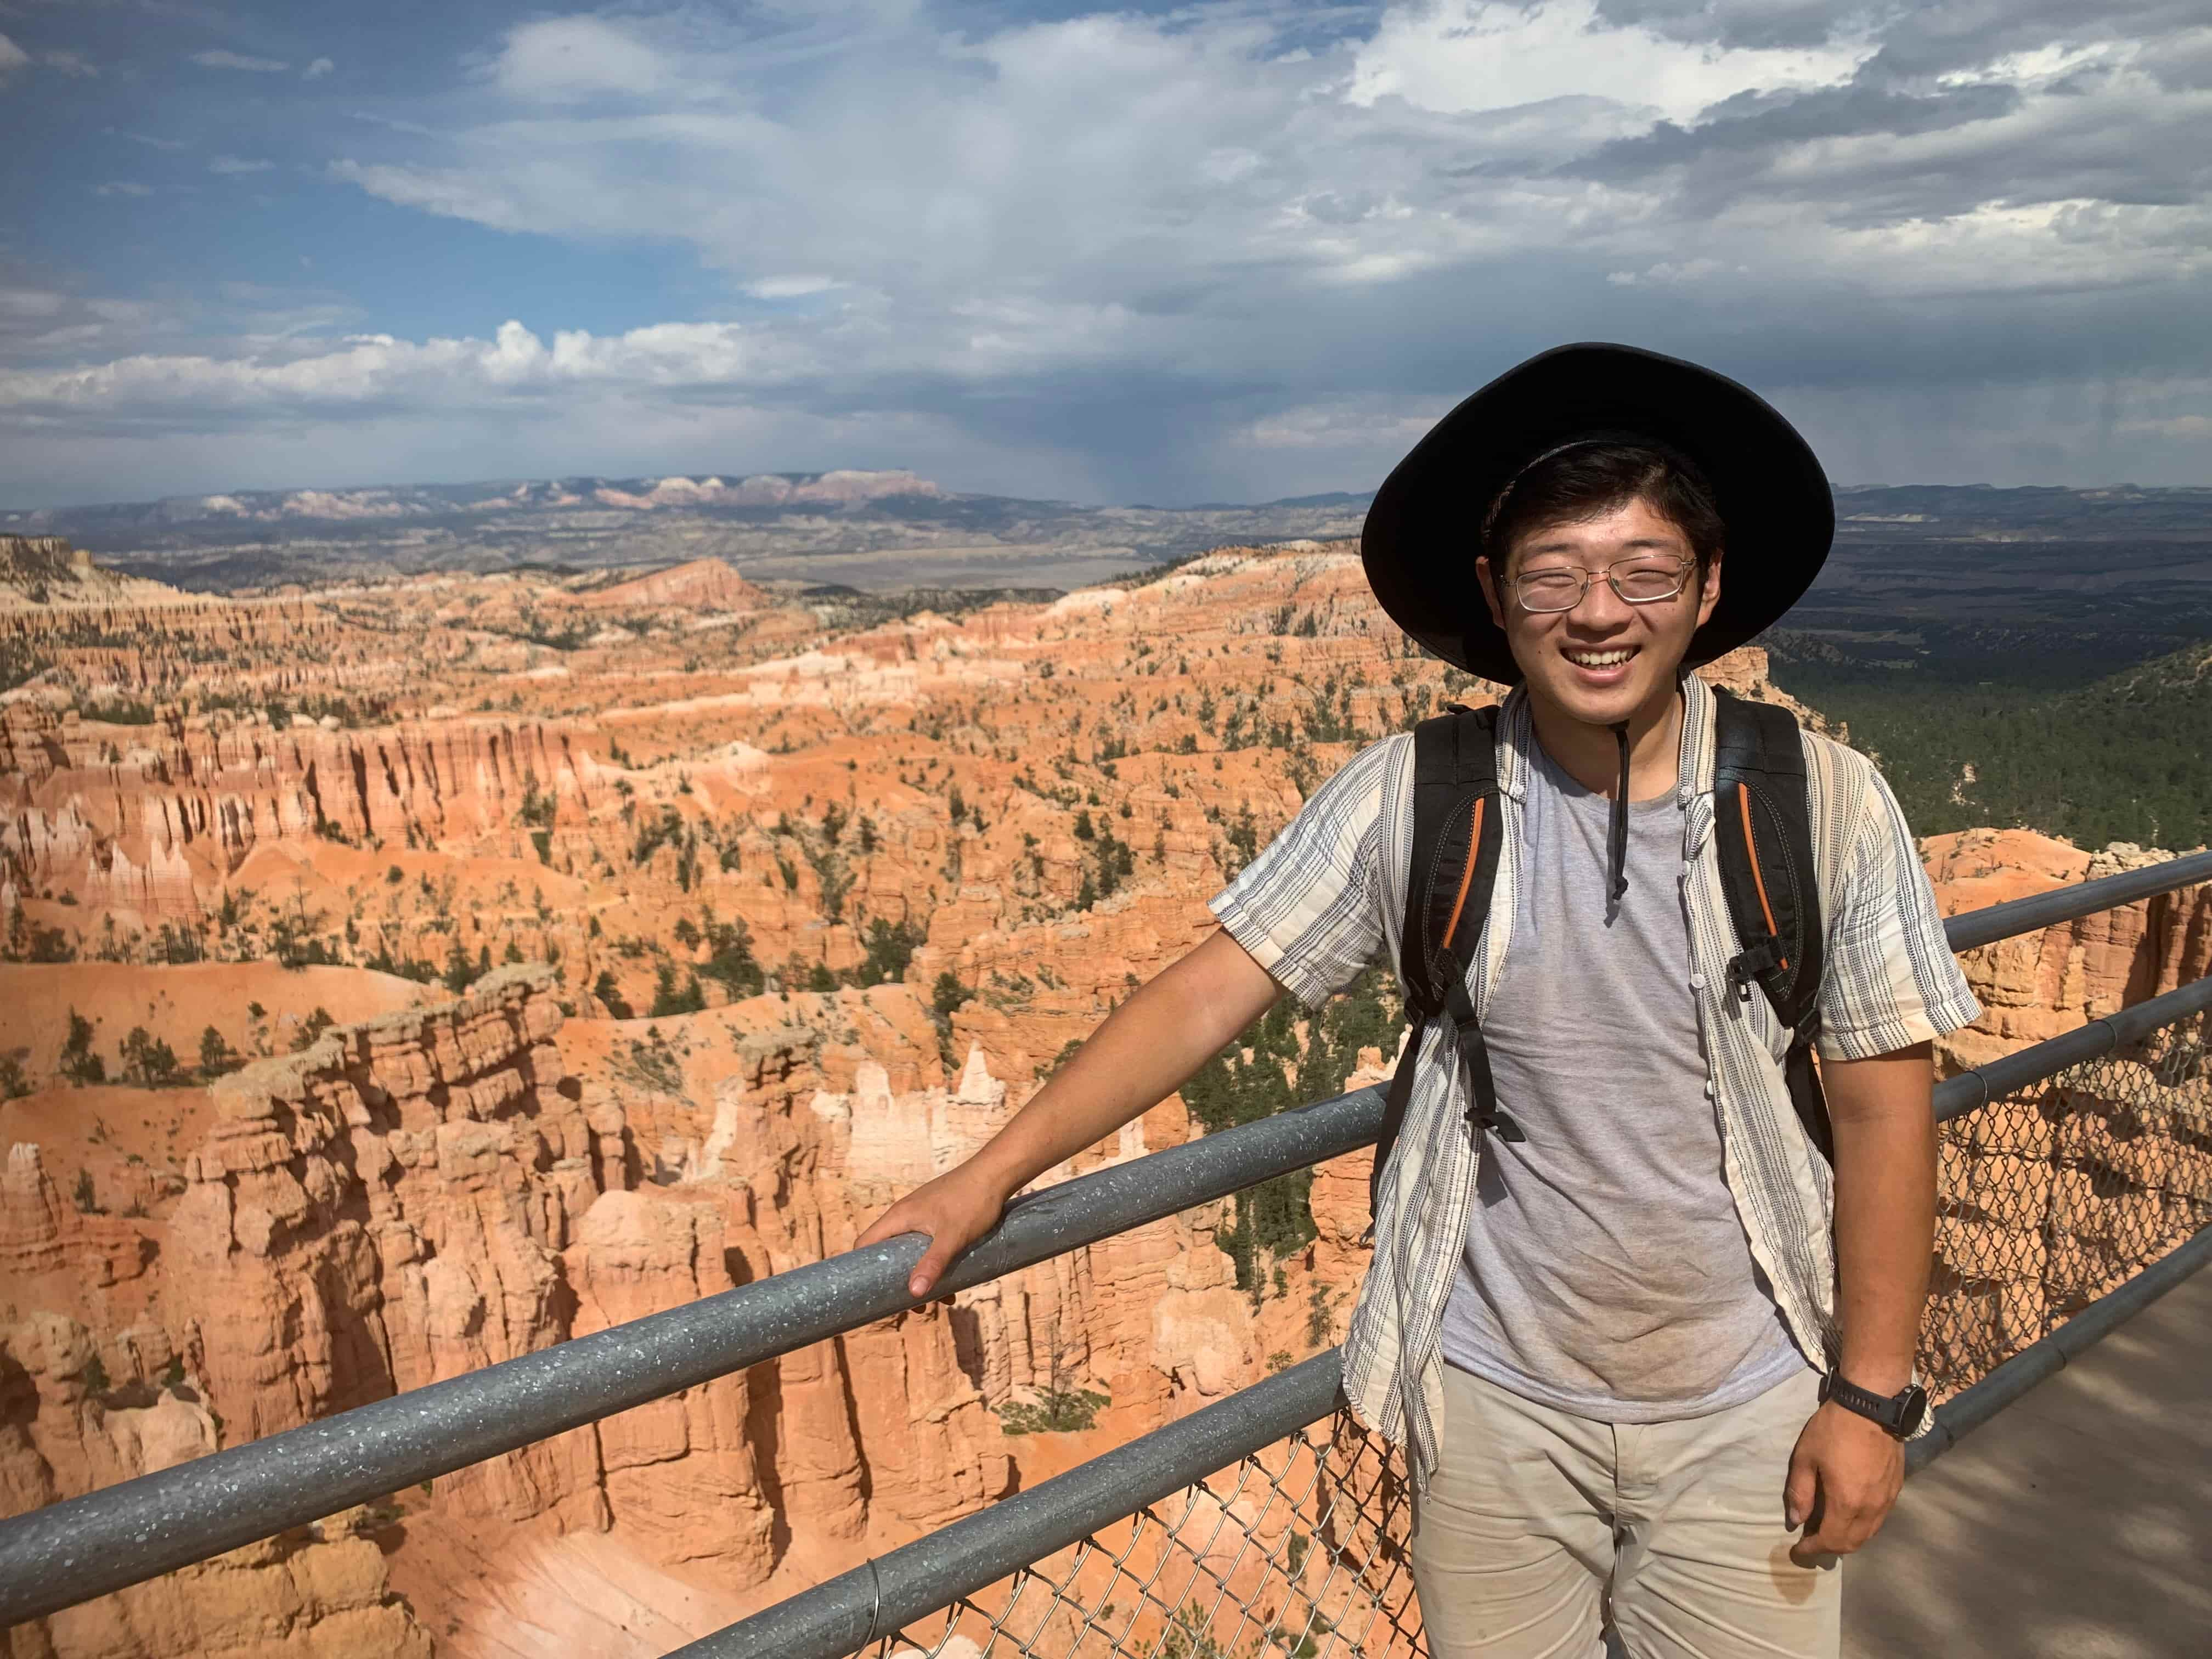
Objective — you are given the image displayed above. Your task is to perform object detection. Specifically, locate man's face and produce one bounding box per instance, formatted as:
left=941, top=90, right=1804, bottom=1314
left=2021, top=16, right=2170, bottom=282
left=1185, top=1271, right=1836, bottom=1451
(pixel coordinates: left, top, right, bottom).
left=1475, top=495, right=1723, bottom=728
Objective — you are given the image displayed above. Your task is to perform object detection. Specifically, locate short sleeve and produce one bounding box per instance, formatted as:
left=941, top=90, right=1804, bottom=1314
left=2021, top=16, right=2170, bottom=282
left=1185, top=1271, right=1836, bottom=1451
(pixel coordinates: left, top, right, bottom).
left=1207, top=736, right=1400, bottom=1011
left=1816, top=764, right=1983, bottom=1061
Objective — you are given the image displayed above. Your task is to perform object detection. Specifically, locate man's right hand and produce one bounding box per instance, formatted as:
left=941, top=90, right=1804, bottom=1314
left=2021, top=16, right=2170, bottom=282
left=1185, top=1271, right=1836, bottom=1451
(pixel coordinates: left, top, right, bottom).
left=854, top=1164, right=1013, bottom=1300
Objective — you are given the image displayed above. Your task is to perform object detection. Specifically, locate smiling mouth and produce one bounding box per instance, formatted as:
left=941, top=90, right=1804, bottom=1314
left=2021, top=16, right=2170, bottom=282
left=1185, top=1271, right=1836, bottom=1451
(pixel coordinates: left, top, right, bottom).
left=1562, top=646, right=1637, bottom=669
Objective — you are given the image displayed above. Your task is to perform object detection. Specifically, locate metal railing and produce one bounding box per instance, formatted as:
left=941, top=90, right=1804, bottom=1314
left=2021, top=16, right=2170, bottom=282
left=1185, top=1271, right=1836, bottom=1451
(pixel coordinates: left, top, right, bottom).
left=2, top=847, right=2209, bottom=1643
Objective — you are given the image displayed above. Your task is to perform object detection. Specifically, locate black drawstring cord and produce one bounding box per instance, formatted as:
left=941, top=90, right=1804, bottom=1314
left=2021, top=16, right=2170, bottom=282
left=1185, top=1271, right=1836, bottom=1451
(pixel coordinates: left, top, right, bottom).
left=1607, top=720, right=1631, bottom=916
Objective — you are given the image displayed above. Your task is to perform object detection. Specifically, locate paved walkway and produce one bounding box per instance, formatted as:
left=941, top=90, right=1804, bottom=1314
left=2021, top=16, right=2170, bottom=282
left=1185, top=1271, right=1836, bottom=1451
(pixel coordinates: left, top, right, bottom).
left=1842, top=1261, right=2212, bottom=1657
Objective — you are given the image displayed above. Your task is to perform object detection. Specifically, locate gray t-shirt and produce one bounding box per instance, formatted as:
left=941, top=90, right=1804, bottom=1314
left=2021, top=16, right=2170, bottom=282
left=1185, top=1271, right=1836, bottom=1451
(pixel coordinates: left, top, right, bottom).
left=1438, top=739, right=1808, bottom=1420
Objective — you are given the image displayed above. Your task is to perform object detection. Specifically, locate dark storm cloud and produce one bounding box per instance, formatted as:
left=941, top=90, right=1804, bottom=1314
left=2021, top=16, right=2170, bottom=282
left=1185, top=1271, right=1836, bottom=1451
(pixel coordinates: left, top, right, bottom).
left=1847, top=1, right=2212, bottom=84
left=1592, top=0, right=1853, bottom=53
left=1578, top=81, right=2024, bottom=177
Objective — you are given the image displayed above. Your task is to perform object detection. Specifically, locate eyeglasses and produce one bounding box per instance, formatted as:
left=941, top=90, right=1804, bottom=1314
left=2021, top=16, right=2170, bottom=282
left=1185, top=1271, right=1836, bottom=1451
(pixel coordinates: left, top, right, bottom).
left=1511, top=555, right=1693, bottom=614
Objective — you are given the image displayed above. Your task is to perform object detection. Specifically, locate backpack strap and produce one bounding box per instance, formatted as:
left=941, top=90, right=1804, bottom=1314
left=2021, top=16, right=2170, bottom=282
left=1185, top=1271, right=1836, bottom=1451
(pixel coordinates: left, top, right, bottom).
left=1369, top=704, right=1514, bottom=1231
left=1711, top=687, right=1833, bottom=1164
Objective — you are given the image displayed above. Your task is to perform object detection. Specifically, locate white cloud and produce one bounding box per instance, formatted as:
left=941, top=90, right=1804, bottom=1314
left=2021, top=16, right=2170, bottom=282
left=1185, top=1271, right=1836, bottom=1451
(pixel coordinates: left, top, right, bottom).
left=95, top=181, right=154, bottom=198
left=746, top=276, right=843, bottom=300
left=210, top=156, right=278, bottom=175
left=1346, top=0, right=1874, bottom=125
left=0, top=286, right=169, bottom=360
left=0, top=32, right=30, bottom=77
left=1607, top=257, right=1741, bottom=286
left=189, top=49, right=290, bottom=73
left=43, top=49, right=97, bottom=78
left=0, top=291, right=66, bottom=323
left=304, top=57, right=335, bottom=80
left=1242, top=397, right=1451, bottom=452
left=325, top=160, right=543, bottom=233
left=488, top=16, right=680, bottom=103
left=0, top=319, right=804, bottom=419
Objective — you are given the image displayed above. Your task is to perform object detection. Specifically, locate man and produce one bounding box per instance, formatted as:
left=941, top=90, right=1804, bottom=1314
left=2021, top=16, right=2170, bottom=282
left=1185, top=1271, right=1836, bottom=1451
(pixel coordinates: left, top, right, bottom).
left=857, top=343, right=1980, bottom=1658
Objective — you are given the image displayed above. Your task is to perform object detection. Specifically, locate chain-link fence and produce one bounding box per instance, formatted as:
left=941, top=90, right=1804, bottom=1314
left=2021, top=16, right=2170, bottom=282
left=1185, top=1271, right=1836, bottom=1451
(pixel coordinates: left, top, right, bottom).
left=843, top=1003, right=2212, bottom=1659
left=1921, top=1006, right=2212, bottom=1402
left=851, top=1402, right=1421, bottom=1659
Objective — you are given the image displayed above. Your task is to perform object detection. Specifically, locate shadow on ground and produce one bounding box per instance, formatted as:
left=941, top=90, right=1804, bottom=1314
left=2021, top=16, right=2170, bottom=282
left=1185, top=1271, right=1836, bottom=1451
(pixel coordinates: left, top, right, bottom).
left=1843, top=1259, right=2212, bottom=1658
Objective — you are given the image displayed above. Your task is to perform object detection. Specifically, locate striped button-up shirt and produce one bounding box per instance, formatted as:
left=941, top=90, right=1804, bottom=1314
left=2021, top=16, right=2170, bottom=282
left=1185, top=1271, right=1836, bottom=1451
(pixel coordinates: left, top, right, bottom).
left=1209, top=673, right=1982, bottom=1491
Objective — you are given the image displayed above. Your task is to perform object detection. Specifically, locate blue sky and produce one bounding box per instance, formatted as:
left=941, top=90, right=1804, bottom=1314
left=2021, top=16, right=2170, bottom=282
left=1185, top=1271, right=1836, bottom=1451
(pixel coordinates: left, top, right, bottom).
left=3, top=1, right=2209, bottom=507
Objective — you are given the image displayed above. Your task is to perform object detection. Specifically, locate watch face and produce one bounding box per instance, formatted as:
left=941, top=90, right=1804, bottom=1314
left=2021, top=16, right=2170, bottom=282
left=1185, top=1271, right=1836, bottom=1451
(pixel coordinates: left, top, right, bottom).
left=1898, top=1384, right=1929, bottom=1435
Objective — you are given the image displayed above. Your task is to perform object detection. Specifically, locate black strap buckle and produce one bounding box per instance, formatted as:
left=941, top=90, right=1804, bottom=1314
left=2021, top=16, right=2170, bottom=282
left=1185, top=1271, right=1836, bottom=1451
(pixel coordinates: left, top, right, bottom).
left=1728, top=936, right=1783, bottom=1002
left=1466, top=1102, right=1527, bottom=1142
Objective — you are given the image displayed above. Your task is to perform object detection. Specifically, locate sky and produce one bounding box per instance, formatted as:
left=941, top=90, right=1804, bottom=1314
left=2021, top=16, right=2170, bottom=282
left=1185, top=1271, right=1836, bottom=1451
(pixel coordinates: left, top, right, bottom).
left=2, top=0, right=2209, bottom=509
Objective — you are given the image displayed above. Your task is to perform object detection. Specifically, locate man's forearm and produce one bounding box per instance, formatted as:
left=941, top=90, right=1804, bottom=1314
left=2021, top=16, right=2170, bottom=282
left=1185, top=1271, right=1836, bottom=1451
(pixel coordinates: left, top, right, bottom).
left=966, top=928, right=1283, bottom=1200
left=1824, top=1043, right=1938, bottom=1395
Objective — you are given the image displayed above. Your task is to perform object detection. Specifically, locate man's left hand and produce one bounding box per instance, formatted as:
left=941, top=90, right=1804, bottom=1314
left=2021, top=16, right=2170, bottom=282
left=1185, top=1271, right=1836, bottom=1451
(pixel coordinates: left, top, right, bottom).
left=1784, top=1400, right=1904, bottom=1566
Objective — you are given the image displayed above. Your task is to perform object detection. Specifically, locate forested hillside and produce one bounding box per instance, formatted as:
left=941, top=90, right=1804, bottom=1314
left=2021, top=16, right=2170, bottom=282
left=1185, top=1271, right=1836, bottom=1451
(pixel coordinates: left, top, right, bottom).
left=1772, top=641, right=2212, bottom=851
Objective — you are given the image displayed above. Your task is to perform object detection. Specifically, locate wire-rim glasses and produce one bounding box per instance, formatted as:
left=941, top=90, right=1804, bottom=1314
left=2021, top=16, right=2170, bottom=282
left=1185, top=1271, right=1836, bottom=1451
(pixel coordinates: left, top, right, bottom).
left=1511, top=555, right=1693, bottom=614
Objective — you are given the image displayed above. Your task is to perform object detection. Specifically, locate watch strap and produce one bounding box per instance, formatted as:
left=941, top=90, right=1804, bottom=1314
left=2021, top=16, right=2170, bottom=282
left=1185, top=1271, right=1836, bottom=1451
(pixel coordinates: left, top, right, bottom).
left=1820, top=1372, right=1928, bottom=1438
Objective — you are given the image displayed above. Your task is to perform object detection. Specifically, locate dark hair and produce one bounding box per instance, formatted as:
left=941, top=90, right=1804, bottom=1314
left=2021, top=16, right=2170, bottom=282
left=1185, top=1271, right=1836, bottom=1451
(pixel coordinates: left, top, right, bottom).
left=1481, top=439, right=1725, bottom=574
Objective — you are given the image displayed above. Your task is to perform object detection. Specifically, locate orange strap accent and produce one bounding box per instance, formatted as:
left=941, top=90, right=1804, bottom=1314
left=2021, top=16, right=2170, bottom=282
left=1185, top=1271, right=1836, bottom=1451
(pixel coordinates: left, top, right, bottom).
left=1441, top=798, right=1485, bottom=950
left=1738, top=786, right=1788, bottom=972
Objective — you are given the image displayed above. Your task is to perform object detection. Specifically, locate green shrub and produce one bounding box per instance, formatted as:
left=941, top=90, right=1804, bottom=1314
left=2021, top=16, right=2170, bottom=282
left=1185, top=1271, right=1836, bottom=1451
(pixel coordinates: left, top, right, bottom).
left=517, top=776, right=557, bottom=830
left=289, top=1007, right=336, bottom=1052
left=845, top=917, right=922, bottom=988
left=996, top=1387, right=1110, bottom=1436
left=442, top=938, right=484, bottom=995
left=119, top=1026, right=181, bottom=1086
left=593, top=971, right=634, bottom=1020
left=648, top=964, right=706, bottom=1018
left=931, top=972, right=973, bottom=1018
left=698, top=918, right=764, bottom=997
left=620, top=1030, right=684, bottom=1094
left=58, top=1011, right=105, bottom=1086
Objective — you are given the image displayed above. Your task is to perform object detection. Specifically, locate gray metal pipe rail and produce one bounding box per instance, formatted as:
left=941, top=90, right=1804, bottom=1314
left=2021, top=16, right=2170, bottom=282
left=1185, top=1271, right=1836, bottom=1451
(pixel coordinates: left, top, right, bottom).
left=0, top=849, right=2205, bottom=1630
left=1939, top=846, right=2212, bottom=954
left=648, top=971, right=2212, bottom=1659
left=1931, top=970, right=2212, bottom=1124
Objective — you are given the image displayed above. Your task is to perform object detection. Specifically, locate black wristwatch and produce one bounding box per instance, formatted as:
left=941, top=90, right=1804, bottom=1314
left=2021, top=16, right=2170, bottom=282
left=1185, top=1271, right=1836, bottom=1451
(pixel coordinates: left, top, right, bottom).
left=1819, top=1372, right=1929, bottom=1439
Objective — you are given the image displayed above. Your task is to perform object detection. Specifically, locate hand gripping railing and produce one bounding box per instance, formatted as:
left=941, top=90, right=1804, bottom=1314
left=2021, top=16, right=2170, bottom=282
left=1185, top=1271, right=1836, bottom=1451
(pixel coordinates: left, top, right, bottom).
left=1, top=847, right=2208, bottom=1633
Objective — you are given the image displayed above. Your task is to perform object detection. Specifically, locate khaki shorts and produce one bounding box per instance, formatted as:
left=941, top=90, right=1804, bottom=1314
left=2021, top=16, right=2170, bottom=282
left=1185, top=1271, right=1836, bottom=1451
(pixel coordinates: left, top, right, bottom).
left=1409, top=1363, right=1839, bottom=1659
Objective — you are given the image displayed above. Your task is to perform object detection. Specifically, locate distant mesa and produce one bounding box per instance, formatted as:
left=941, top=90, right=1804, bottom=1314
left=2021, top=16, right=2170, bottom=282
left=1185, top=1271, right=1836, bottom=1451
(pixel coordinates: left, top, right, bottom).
left=575, top=557, right=771, bottom=611
left=1, top=470, right=948, bottom=531
left=585, top=470, right=945, bottom=512
left=0, top=535, right=187, bottom=609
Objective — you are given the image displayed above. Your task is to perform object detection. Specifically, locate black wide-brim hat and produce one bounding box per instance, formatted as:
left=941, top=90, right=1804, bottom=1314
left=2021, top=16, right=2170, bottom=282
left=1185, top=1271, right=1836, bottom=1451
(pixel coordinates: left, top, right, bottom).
left=1360, top=342, right=1833, bottom=684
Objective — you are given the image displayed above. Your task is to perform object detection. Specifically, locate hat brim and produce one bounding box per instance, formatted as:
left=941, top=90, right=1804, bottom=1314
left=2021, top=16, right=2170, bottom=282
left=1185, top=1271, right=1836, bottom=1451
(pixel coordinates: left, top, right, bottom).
left=1359, top=342, right=1833, bottom=684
